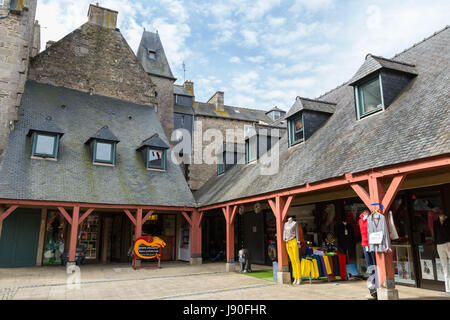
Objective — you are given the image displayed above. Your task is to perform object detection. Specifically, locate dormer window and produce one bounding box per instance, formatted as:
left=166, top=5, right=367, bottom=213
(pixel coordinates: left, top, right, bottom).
left=217, top=154, right=225, bottom=175
left=148, top=49, right=156, bottom=60
left=85, top=126, right=120, bottom=166
left=245, top=135, right=257, bottom=163
left=288, top=113, right=304, bottom=146
left=355, top=75, right=384, bottom=118
left=349, top=54, right=417, bottom=120
left=32, top=133, right=60, bottom=158
left=27, top=118, right=64, bottom=160
left=137, top=134, right=169, bottom=171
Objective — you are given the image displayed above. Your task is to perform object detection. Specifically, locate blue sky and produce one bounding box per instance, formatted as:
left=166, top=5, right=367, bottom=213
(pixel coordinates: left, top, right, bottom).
left=36, top=0, right=450, bottom=112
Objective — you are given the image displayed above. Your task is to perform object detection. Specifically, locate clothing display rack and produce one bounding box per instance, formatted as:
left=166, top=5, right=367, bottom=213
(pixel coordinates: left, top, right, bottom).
left=298, top=245, right=347, bottom=283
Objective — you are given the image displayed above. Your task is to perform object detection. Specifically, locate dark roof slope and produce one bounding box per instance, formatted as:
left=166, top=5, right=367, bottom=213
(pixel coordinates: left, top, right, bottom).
left=137, top=134, right=170, bottom=151
left=195, top=26, right=450, bottom=207
left=0, top=81, right=196, bottom=207
left=137, top=31, right=175, bottom=80
left=174, top=85, right=193, bottom=96
left=285, top=97, right=336, bottom=119
left=348, top=54, right=417, bottom=85
left=194, top=102, right=273, bottom=123
left=27, top=118, right=64, bottom=137
left=85, top=126, right=120, bottom=144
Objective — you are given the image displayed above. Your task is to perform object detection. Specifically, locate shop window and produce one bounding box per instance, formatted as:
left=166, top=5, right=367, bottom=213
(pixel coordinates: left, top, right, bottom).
left=43, top=211, right=68, bottom=265
left=355, top=75, right=384, bottom=119
left=93, top=140, right=116, bottom=165
left=31, top=132, right=60, bottom=159
left=245, top=136, right=257, bottom=163
left=288, top=113, right=304, bottom=147
left=147, top=148, right=166, bottom=170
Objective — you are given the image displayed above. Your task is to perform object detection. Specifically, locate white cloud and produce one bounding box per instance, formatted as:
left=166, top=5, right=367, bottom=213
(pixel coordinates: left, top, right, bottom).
left=240, top=29, right=259, bottom=47
left=246, top=56, right=265, bottom=63
left=229, top=56, right=241, bottom=63
left=289, top=0, right=336, bottom=13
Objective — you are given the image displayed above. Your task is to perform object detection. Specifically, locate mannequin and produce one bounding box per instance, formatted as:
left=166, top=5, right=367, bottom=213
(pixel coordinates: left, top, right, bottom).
left=336, top=219, right=355, bottom=263
left=238, top=245, right=252, bottom=273
left=359, top=210, right=378, bottom=299
left=433, top=213, right=450, bottom=295
left=283, top=216, right=302, bottom=285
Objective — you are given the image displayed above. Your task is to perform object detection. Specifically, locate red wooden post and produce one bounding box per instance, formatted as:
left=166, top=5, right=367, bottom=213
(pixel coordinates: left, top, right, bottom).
left=0, top=205, right=19, bottom=223
left=190, top=209, right=202, bottom=263
left=222, top=205, right=237, bottom=263
left=268, top=196, right=292, bottom=273
left=135, top=208, right=143, bottom=240
left=368, top=175, right=405, bottom=298
left=68, top=206, right=80, bottom=262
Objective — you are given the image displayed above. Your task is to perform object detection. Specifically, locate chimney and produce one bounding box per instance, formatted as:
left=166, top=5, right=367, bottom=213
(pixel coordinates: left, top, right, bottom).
left=87, top=3, right=118, bottom=29
left=31, top=20, right=41, bottom=58
left=183, top=80, right=194, bottom=97
left=46, top=41, right=56, bottom=49
left=207, top=91, right=224, bottom=112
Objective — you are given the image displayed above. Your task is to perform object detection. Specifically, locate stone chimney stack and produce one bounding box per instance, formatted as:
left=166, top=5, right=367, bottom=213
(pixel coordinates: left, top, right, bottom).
left=207, top=91, right=224, bottom=112
left=87, top=3, right=118, bottom=29
left=31, top=20, right=41, bottom=57
left=183, top=80, right=194, bottom=97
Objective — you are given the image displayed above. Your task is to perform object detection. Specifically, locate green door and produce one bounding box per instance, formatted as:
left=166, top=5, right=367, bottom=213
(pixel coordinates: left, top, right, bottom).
left=0, top=209, right=41, bottom=267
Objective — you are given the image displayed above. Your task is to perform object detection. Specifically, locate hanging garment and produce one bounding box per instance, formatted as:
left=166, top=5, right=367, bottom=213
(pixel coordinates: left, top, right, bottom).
left=388, top=211, right=399, bottom=240
left=318, top=255, right=328, bottom=277
left=333, top=255, right=340, bottom=277
left=336, top=223, right=356, bottom=253
left=359, top=214, right=370, bottom=247
left=286, top=239, right=301, bottom=280
left=367, top=212, right=391, bottom=252
left=436, top=242, right=450, bottom=293
left=300, top=258, right=312, bottom=278
left=298, top=224, right=305, bottom=243
left=313, top=255, right=324, bottom=277
left=337, top=252, right=347, bottom=280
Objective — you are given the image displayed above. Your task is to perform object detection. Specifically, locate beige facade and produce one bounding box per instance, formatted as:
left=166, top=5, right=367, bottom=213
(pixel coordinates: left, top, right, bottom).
left=187, top=115, right=254, bottom=191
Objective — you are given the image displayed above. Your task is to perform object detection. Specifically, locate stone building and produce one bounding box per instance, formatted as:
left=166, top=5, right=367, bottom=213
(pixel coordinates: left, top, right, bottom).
left=0, top=0, right=39, bottom=159
left=28, top=4, right=157, bottom=110
left=137, top=30, right=175, bottom=143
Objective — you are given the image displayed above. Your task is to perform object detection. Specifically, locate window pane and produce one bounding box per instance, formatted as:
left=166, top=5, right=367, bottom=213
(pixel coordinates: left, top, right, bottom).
left=248, top=137, right=257, bottom=161
left=289, top=116, right=304, bottom=145
left=35, top=134, right=55, bottom=156
left=148, top=149, right=163, bottom=168
left=360, top=77, right=382, bottom=114
left=95, top=142, right=112, bottom=162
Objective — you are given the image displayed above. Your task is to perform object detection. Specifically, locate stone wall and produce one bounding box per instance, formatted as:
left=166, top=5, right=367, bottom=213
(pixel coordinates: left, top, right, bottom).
left=28, top=22, right=157, bottom=108
left=0, top=0, right=37, bottom=159
left=188, top=115, right=253, bottom=191
left=150, top=75, right=174, bottom=142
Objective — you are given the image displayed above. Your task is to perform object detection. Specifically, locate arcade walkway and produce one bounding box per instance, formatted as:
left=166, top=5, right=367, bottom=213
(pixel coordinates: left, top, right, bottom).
left=0, top=262, right=448, bottom=300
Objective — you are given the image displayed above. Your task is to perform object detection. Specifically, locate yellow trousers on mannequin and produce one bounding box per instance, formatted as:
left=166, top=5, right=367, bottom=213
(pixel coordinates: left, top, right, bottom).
left=286, top=239, right=301, bottom=279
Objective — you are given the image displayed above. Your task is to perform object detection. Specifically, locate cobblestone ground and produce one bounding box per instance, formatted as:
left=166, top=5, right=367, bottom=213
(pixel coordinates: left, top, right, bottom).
left=0, top=262, right=448, bottom=300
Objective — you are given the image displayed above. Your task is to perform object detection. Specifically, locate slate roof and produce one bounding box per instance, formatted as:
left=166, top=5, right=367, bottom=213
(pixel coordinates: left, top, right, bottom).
left=348, top=54, right=417, bottom=86
left=285, top=97, right=337, bottom=119
left=0, top=81, right=196, bottom=207
left=194, top=102, right=273, bottom=123
left=195, top=26, right=450, bottom=207
left=266, top=106, right=285, bottom=114
left=174, top=85, right=193, bottom=96
left=174, top=104, right=194, bottom=115
left=137, top=134, right=170, bottom=151
left=85, top=126, right=120, bottom=144
left=27, top=118, right=64, bottom=137
left=137, top=31, right=175, bottom=80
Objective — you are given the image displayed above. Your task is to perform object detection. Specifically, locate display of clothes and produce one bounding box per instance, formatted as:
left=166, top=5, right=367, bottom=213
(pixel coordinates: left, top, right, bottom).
left=367, top=212, right=391, bottom=252
left=433, top=215, right=450, bottom=293
left=335, top=222, right=355, bottom=262
left=283, top=217, right=302, bottom=283
left=359, top=211, right=378, bottom=298
left=298, top=248, right=347, bottom=281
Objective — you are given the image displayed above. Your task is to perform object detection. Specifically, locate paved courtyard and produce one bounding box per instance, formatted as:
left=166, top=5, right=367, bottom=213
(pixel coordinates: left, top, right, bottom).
left=0, top=262, right=448, bottom=300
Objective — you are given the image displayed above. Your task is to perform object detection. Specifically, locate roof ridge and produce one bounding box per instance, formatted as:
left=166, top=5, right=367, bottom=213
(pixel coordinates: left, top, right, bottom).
left=392, top=25, right=449, bottom=59
left=297, top=96, right=337, bottom=105
left=369, top=54, right=416, bottom=67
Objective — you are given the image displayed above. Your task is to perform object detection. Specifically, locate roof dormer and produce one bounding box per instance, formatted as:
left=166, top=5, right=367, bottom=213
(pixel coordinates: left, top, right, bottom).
left=285, top=97, right=336, bottom=147
left=266, top=106, right=286, bottom=121
left=245, top=124, right=283, bottom=163
left=349, top=54, right=417, bottom=119
left=85, top=126, right=120, bottom=166
left=136, top=134, right=170, bottom=171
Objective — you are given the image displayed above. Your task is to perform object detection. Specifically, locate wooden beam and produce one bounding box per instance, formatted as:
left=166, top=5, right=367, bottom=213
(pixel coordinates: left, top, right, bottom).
left=222, top=206, right=229, bottom=224
left=198, top=211, right=204, bottom=228
left=268, top=199, right=276, bottom=215
left=281, top=195, right=294, bottom=222
left=78, top=208, right=95, bottom=225
left=58, top=206, right=73, bottom=225
left=143, top=210, right=154, bottom=223
left=229, top=205, right=238, bottom=225
left=382, top=174, right=407, bottom=214
left=123, top=209, right=136, bottom=226
left=0, top=205, right=19, bottom=223
left=181, top=211, right=192, bottom=226
left=350, top=183, right=372, bottom=209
